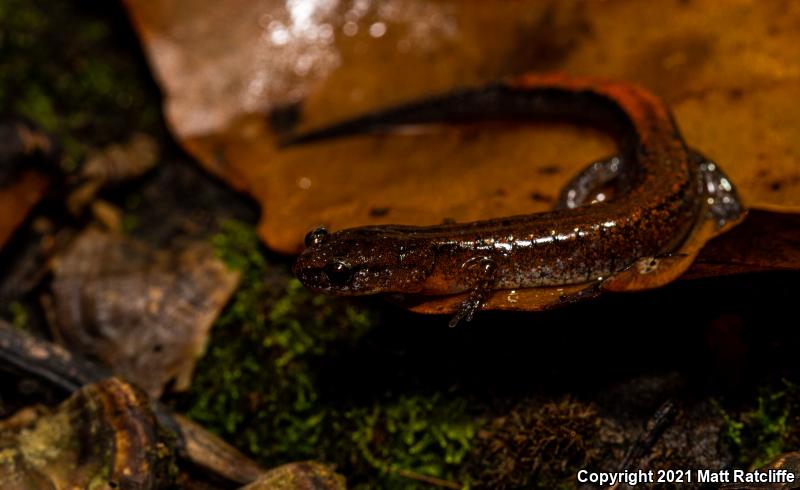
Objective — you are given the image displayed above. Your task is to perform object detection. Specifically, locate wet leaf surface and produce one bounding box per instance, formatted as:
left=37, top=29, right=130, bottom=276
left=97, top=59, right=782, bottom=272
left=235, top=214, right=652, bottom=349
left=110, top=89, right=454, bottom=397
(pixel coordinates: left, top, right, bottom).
left=126, top=0, right=800, bottom=253
left=48, top=229, right=240, bottom=398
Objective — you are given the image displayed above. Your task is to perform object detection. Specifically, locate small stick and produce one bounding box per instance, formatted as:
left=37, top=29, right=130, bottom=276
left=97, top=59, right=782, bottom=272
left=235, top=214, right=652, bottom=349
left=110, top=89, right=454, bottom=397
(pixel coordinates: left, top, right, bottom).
left=607, top=399, right=677, bottom=490
left=0, top=319, right=106, bottom=391
left=392, top=467, right=463, bottom=489
left=619, top=399, right=677, bottom=471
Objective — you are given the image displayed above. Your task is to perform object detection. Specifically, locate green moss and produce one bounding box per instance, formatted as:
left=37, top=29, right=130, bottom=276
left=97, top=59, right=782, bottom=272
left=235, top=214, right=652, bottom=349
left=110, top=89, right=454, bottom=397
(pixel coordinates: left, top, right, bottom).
left=15, top=86, right=59, bottom=132
left=180, top=221, right=479, bottom=488
left=184, top=220, right=377, bottom=460
left=211, top=220, right=268, bottom=277
left=0, top=0, right=160, bottom=170
left=721, top=383, right=794, bottom=469
left=346, top=393, right=475, bottom=489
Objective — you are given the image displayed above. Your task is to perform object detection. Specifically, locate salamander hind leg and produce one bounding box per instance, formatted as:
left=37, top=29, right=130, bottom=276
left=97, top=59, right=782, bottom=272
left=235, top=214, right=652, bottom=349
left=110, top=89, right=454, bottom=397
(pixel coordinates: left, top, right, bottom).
left=693, top=152, right=744, bottom=227
left=604, top=152, right=744, bottom=293
left=448, top=257, right=497, bottom=328
left=555, top=155, right=625, bottom=210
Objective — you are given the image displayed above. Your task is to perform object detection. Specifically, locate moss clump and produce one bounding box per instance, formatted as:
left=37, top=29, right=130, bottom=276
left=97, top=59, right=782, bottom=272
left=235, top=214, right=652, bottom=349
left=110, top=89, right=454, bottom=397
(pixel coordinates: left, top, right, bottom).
left=721, top=383, right=795, bottom=469
left=0, top=0, right=160, bottom=170
left=345, top=393, right=476, bottom=489
left=182, top=220, right=376, bottom=460
left=468, top=398, right=603, bottom=490
left=180, top=221, right=480, bottom=488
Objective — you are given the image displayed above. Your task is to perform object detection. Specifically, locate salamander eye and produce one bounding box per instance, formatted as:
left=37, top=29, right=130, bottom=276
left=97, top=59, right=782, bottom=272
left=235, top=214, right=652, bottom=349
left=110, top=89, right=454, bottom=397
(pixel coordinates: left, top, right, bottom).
left=324, top=259, right=353, bottom=287
left=304, top=227, right=329, bottom=247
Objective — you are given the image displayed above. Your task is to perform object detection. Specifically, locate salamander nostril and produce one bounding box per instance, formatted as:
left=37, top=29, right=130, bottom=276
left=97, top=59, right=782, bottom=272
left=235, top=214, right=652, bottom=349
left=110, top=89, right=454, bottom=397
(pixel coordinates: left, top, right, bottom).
left=304, top=226, right=329, bottom=247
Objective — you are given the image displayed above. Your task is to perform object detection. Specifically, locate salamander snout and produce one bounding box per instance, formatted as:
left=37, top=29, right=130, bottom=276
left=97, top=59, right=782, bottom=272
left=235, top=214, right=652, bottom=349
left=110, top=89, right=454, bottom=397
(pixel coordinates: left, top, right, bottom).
left=294, top=254, right=356, bottom=294
left=293, top=226, right=435, bottom=296
left=294, top=226, right=376, bottom=295
left=295, top=226, right=360, bottom=293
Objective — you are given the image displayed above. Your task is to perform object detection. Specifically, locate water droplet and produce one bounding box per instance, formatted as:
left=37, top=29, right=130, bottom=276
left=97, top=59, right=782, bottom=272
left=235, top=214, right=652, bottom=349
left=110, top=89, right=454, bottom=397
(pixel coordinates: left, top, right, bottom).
left=297, top=177, right=312, bottom=189
left=269, top=24, right=290, bottom=45
left=318, top=23, right=334, bottom=42
left=294, top=54, right=314, bottom=76
left=343, top=21, right=358, bottom=36
left=369, top=21, right=387, bottom=38
left=258, top=13, right=274, bottom=29
left=507, top=290, right=518, bottom=303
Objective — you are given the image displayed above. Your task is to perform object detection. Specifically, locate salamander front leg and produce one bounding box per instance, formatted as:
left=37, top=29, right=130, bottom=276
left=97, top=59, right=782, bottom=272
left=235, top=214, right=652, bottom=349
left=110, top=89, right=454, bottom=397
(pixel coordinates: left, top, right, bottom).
left=449, top=257, right=497, bottom=328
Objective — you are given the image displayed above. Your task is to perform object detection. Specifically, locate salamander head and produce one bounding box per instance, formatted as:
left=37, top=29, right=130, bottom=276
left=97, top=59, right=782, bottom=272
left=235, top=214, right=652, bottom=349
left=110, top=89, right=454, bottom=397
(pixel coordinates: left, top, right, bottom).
left=293, top=226, right=435, bottom=295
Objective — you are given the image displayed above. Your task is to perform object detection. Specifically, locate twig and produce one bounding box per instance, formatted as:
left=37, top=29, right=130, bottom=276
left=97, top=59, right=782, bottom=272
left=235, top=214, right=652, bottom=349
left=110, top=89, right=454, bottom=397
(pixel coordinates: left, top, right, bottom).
left=0, top=319, right=107, bottom=392
left=619, top=399, right=677, bottom=472
left=607, top=399, right=677, bottom=490
left=392, top=467, right=463, bottom=489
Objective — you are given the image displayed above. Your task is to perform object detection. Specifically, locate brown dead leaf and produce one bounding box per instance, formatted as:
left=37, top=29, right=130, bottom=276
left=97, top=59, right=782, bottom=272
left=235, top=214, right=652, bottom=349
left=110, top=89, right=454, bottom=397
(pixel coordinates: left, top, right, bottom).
left=67, top=132, right=159, bottom=218
left=0, top=170, right=49, bottom=250
left=0, top=121, right=54, bottom=250
left=125, top=0, right=800, bottom=311
left=687, top=209, right=800, bottom=279
left=187, top=118, right=614, bottom=255
left=48, top=229, right=240, bottom=398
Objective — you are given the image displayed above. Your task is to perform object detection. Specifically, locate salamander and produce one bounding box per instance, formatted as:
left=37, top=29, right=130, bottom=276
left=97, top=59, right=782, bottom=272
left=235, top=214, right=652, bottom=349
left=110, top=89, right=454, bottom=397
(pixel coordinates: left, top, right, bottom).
left=291, top=73, right=742, bottom=326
